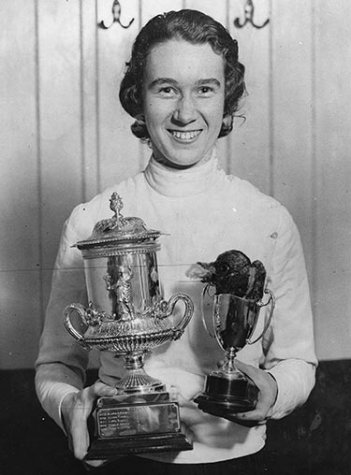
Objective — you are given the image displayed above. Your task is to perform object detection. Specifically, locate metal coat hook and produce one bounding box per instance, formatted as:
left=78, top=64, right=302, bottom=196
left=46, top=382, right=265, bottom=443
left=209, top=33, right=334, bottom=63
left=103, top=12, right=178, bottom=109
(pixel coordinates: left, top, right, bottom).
left=98, top=0, right=134, bottom=30
left=234, top=0, right=269, bottom=29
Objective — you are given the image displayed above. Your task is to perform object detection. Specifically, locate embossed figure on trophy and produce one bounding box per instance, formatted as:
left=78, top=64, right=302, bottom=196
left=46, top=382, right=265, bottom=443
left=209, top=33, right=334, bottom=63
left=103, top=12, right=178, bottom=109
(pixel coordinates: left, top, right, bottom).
left=116, top=265, right=134, bottom=319
left=104, top=263, right=134, bottom=320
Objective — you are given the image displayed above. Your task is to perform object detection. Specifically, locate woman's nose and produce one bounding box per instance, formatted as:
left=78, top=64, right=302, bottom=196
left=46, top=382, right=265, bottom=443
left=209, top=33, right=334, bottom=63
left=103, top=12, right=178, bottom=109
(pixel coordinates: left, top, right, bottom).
left=172, top=95, right=197, bottom=124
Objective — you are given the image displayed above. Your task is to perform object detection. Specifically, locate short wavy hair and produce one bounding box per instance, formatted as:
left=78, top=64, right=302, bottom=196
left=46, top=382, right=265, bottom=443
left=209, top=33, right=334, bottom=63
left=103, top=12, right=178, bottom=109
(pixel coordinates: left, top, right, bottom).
left=119, top=9, right=246, bottom=140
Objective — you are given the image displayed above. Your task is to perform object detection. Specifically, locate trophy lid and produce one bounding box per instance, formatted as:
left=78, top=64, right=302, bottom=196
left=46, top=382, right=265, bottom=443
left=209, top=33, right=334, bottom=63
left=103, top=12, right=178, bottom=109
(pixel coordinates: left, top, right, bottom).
left=76, top=192, right=161, bottom=250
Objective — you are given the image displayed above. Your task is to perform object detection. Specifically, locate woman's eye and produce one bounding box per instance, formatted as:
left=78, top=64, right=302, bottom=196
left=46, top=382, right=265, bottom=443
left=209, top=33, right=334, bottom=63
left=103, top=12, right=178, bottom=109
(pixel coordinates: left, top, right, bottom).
left=198, top=86, right=214, bottom=95
left=159, top=87, right=177, bottom=96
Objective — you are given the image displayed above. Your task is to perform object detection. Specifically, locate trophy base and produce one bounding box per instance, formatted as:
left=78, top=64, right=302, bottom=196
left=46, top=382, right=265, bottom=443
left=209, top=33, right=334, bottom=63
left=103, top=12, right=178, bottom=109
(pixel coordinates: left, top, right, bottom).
left=85, top=431, right=192, bottom=461
left=194, top=373, right=258, bottom=418
left=85, top=392, right=192, bottom=461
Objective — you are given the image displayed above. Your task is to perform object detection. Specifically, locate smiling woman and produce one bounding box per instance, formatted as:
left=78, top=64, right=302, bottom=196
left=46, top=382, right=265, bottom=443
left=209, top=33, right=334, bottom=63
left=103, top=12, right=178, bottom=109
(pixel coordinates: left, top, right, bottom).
left=142, top=40, right=225, bottom=169
left=35, top=8, right=317, bottom=475
left=119, top=9, right=245, bottom=142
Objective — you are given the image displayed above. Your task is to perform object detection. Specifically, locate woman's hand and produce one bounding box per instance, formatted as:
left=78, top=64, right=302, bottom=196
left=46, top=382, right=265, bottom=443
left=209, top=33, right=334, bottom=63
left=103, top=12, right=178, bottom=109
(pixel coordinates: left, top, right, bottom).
left=225, top=359, right=278, bottom=426
left=61, top=381, right=117, bottom=466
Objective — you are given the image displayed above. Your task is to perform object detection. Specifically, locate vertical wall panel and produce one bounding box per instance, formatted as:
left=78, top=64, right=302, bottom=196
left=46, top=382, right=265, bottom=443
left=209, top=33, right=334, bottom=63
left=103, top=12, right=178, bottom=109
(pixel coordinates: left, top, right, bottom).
left=141, top=0, right=184, bottom=20
left=0, top=0, right=41, bottom=367
left=314, top=1, right=351, bottom=359
left=81, top=0, right=99, bottom=202
left=185, top=0, right=226, bottom=21
left=97, top=0, right=142, bottom=191
left=227, top=0, right=271, bottom=194
left=38, top=0, right=84, bottom=315
left=270, top=0, right=314, bottom=276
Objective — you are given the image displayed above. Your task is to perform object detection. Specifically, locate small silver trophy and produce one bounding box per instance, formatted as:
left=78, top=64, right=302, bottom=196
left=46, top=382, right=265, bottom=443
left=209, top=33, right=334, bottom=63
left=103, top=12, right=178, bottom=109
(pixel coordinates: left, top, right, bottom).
left=188, top=250, right=275, bottom=418
left=64, top=193, right=194, bottom=460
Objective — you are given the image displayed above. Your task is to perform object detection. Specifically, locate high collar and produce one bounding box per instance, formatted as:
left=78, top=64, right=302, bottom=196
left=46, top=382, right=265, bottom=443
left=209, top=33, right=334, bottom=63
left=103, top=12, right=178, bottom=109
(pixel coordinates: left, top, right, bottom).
left=144, top=150, right=220, bottom=198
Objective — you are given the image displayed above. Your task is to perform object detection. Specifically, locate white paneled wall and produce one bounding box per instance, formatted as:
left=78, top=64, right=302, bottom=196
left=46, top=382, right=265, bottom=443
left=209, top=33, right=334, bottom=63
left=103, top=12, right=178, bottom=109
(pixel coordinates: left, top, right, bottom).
left=1, top=0, right=350, bottom=368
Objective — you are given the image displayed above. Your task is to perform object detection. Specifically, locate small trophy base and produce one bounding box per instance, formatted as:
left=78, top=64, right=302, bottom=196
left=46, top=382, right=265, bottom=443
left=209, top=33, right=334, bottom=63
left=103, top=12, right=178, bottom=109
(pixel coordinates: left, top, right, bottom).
left=85, top=392, right=192, bottom=461
left=194, top=373, right=258, bottom=418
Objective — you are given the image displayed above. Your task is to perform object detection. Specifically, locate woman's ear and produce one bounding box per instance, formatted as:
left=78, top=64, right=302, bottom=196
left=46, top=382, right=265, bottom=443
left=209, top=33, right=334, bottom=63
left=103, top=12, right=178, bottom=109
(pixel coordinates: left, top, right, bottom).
left=219, top=114, right=234, bottom=137
left=222, top=114, right=233, bottom=130
left=131, top=114, right=149, bottom=140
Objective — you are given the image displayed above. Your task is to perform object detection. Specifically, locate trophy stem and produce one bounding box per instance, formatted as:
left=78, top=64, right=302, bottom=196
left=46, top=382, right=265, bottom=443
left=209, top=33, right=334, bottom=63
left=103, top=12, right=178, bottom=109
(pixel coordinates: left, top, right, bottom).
left=221, top=348, right=237, bottom=374
left=115, top=353, right=165, bottom=394
left=124, top=353, right=145, bottom=370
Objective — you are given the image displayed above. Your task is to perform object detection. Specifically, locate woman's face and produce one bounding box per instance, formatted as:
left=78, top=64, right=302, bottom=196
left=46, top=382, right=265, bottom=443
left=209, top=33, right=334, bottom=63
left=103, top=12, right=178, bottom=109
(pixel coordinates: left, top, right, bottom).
left=142, top=39, right=225, bottom=169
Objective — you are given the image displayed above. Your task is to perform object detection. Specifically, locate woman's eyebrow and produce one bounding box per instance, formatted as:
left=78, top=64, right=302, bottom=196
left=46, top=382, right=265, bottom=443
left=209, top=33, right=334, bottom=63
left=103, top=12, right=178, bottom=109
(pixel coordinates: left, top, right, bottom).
left=148, top=78, right=178, bottom=89
left=147, top=78, right=222, bottom=89
left=195, top=79, right=221, bottom=87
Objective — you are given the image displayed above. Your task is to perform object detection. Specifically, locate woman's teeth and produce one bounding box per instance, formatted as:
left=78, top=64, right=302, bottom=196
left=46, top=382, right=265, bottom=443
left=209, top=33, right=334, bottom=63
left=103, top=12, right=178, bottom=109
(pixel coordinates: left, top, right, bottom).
left=171, top=130, right=201, bottom=140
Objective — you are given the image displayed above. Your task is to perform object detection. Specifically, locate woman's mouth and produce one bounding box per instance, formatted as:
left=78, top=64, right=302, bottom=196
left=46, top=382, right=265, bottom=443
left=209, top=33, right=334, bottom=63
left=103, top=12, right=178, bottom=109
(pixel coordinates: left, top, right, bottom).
left=168, top=129, right=202, bottom=143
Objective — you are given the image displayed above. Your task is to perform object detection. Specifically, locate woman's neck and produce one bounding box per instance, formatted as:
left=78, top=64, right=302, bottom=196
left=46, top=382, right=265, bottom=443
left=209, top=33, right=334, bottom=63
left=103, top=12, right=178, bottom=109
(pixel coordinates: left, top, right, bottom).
left=144, top=148, right=220, bottom=198
left=151, top=147, right=215, bottom=172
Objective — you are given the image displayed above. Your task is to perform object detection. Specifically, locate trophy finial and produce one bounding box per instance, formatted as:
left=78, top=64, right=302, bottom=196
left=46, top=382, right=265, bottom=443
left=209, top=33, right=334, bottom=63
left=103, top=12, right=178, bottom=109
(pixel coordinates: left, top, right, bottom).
left=108, top=192, right=127, bottom=230
left=109, top=192, right=124, bottom=221
left=77, top=192, right=162, bottom=249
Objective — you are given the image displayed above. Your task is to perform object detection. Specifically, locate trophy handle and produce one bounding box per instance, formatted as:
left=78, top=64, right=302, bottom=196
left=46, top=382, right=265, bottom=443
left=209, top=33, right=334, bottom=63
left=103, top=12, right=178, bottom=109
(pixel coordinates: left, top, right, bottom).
left=64, top=303, right=88, bottom=343
left=201, top=284, right=217, bottom=338
left=163, top=294, right=194, bottom=340
left=247, top=289, right=275, bottom=345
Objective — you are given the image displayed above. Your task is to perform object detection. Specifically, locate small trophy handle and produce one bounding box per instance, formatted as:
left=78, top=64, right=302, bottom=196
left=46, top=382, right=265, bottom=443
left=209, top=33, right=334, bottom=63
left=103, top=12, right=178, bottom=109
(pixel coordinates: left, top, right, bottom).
left=247, top=289, right=275, bottom=345
left=63, top=303, right=88, bottom=343
left=201, top=284, right=217, bottom=338
left=164, top=294, right=194, bottom=340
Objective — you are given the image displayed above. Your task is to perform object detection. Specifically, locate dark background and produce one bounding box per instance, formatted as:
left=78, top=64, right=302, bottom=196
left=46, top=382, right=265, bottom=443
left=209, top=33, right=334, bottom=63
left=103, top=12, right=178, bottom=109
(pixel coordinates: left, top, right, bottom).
left=1, top=361, right=350, bottom=475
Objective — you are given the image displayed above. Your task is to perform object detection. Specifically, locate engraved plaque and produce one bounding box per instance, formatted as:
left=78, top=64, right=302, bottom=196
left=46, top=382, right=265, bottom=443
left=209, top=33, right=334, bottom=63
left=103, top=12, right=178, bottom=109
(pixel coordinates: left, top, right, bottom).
left=97, top=402, right=180, bottom=438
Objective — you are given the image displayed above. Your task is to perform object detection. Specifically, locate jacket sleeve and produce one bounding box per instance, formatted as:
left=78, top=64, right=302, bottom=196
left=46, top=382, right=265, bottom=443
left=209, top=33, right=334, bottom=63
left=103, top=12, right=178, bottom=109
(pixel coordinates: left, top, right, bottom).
left=35, top=206, right=92, bottom=430
left=262, top=207, right=317, bottom=419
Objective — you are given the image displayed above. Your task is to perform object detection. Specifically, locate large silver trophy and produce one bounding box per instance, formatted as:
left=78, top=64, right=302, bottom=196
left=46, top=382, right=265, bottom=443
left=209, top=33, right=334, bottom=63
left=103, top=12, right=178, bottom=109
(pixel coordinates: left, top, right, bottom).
left=189, top=250, right=275, bottom=418
left=64, top=193, right=194, bottom=460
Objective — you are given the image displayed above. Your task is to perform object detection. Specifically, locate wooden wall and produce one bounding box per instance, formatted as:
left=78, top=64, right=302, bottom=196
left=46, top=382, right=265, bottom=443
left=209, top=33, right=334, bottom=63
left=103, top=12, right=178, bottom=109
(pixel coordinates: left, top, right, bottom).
left=1, top=0, right=350, bottom=368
